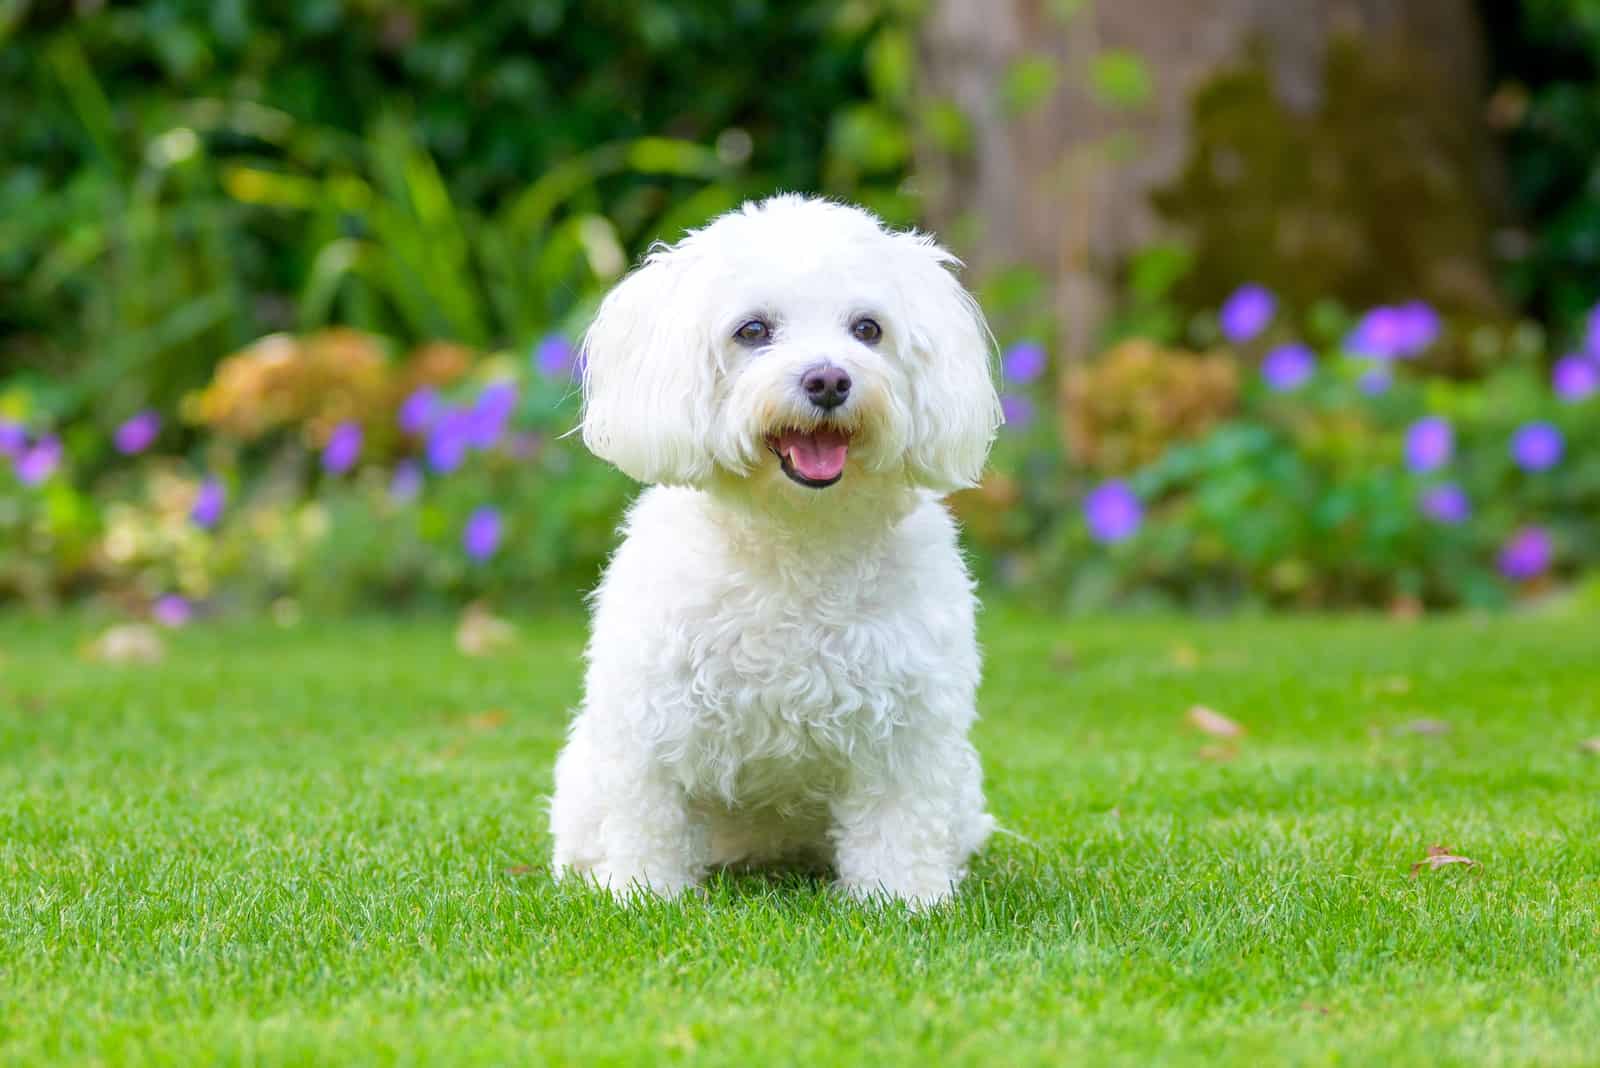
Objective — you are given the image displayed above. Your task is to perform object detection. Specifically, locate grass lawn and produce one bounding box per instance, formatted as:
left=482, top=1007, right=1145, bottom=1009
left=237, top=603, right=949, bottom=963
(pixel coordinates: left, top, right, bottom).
left=2, top=610, right=1597, bottom=1065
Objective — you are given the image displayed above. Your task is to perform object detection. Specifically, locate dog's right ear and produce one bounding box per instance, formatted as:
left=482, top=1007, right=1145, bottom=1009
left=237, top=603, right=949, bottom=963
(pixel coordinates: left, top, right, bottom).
left=580, top=246, right=718, bottom=486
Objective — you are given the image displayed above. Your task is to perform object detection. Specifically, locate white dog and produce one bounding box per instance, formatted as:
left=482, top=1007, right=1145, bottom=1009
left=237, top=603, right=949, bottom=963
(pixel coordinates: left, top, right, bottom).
left=549, top=195, right=1003, bottom=908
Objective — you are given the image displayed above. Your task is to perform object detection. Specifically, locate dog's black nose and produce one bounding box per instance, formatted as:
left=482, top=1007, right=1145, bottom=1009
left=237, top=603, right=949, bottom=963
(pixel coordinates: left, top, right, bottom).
left=801, top=364, right=851, bottom=410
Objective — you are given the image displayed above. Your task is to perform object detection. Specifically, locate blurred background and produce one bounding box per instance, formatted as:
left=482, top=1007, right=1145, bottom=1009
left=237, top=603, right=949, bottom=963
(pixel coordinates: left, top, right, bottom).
left=2, top=0, right=1598, bottom=620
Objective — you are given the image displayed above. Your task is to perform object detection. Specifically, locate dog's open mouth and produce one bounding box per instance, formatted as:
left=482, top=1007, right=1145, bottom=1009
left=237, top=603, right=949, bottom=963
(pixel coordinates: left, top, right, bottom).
left=768, top=427, right=851, bottom=488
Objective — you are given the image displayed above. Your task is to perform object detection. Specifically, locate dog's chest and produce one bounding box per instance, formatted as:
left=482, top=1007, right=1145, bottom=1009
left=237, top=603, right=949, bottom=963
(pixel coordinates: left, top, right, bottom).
left=670, top=582, right=927, bottom=802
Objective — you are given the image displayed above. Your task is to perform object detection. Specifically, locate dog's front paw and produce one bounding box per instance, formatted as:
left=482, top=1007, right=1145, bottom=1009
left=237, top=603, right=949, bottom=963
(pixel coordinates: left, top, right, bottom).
left=586, top=863, right=700, bottom=905
left=833, top=874, right=958, bottom=912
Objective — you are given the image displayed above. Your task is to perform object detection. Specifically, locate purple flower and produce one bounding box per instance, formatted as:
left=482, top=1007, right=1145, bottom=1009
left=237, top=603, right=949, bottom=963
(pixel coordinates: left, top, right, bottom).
left=322, top=421, right=363, bottom=474
left=1083, top=480, right=1142, bottom=543
left=398, top=387, right=440, bottom=435
left=1419, top=483, right=1470, bottom=525
left=425, top=408, right=473, bottom=473
left=1358, top=367, right=1392, bottom=395
left=1261, top=343, right=1315, bottom=391
left=1002, top=341, right=1048, bottom=384
left=1346, top=302, right=1440, bottom=360
left=191, top=477, right=225, bottom=529
left=1219, top=284, right=1275, bottom=344
left=1404, top=417, right=1453, bottom=473
left=463, top=506, right=504, bottom=561
left=114, top=410, right=161, bottom=455
left=534, top=334, right=577, bottom=377
left=390, top=459, right=423, bottom=503
left=1000, top=394, right=1036, bottom=430
left=1552, top=355, right=1599, bottom=402
left=0, top=421, right=24, bottom=457
left=467, top=381, right=518, bottom=448
left=1510, top=422, right=1563, bottom=472
left=1498, top=526, right=1553, bottom=581
left=152, top=595, right=192, bottom=628
left=14, top=434, right=62, bottom=485
left=1585, top=304, right=1600, bottom=357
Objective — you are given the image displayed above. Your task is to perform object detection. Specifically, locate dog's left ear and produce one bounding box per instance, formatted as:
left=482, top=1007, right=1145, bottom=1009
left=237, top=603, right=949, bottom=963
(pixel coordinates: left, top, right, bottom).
left=891, top=235, right=1004, bottom=493
left=580, top=245, right=718, bottom=486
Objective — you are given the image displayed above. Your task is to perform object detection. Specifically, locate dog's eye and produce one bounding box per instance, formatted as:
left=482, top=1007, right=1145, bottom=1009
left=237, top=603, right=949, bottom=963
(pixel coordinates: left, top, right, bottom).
left=734, top=319, right=771, bottom=346
left=850, top=318, right=883, bottom=345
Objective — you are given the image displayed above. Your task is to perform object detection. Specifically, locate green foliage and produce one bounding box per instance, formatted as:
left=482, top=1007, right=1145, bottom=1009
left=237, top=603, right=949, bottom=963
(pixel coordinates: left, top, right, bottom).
left=0, top=1, right=912, bottom=421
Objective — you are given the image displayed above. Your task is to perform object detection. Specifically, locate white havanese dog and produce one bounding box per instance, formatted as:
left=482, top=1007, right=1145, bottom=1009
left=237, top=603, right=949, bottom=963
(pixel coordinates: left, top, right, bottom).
left=549, top=194, right=1003, bottom=908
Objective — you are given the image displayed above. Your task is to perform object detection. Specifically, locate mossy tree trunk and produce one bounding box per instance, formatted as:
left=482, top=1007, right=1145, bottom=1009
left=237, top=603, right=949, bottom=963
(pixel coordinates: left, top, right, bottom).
left=916, top=0, right=1503, bottom=359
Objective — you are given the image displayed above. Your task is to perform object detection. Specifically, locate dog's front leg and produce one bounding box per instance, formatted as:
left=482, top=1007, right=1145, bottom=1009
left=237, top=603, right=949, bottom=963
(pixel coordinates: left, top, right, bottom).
left=584, top=763, right=707, bottom=903
left=829, top=731, right=990, bottom=910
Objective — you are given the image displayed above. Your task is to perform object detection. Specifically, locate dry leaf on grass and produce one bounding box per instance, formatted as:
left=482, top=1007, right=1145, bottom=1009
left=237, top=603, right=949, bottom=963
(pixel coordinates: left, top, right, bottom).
left=1170, top=644, right=1200, bottom=669
left=1049, top=642, right=1076, bottom=671
left=1196, top=744, right=1238, bottom=761
left=504, top=864, right=535, bottom=877
left=1578, top=738, right=1600, bottom=755
left=456, top=601, right=516, bottom=657
left=1410, top=843, right=1478, bottom=878
left=466, top=709, right=509, bottom=732
left=1187, top=705, right=1244, bottom=738
left=84, top=623, right=165, bottom=664
left=1396, top=719, right=1452, bottom=736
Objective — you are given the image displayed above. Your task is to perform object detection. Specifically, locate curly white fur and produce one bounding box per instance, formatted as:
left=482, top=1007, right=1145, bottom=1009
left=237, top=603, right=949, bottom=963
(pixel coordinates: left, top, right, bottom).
left=549, top=195, right=1003, bottom=908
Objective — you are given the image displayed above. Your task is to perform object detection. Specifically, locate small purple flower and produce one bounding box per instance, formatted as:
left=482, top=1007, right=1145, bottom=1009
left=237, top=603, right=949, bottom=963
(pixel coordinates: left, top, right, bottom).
left=389, top=459, right=423, bottom=503
left=467, top=381, right=518, bottom=448
left=1498, top=526, right=1553, bottom=581
left=398, top=387, right=440, bottom=435
left=1000, top=394, right=1036, bottom=430
left=1419, top=483, right=1470, bottom=525
left=1346, top=302, right=1440, bottom=360
left=1083, top=480, right=1143, bottom=544
left=1404, top=417, right=1453, bottom=473
left=191, top=477, right=226, bottom=529
left=1358, top=366, right=1392, bottom=395
left=322, top=421, right=363, bottom=474
left=1510, top=422, right=1563, bottom=472
left=1552, top=355, right=1599, bottom=402
left=114, top=410, right=161, bottom=455
left=0, top=421, right=24, bottom=457
left=425, top=408, right=473, bottom=473
left=534, top=334, right=577, bottom=378
left=152, top=595, right=192, bottom=628
left=1002, top=341, right=1048, bottom=384
left=14, top=434, right=62, bottom=485
left=1585, top=304, right=1600, bottom=357
left=1219, top=284, right=1275, bottom=344
left=463, top=506, right=504, bottom=561
left=1261, top=343, right=1315, bottom=391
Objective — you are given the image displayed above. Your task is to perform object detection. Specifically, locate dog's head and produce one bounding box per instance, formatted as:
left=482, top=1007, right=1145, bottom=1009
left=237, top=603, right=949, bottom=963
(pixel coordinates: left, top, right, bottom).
left=580, top=195, right=1001, bottom=498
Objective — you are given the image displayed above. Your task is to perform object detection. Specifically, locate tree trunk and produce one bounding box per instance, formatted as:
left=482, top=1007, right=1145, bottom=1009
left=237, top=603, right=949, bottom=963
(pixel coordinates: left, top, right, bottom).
left=916, top=0, right=1500, bottom=360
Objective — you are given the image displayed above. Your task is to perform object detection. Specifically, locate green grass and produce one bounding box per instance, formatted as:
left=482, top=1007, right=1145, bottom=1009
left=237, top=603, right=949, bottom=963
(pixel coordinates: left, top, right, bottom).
left=2, top=611, right=1598, bottom=1066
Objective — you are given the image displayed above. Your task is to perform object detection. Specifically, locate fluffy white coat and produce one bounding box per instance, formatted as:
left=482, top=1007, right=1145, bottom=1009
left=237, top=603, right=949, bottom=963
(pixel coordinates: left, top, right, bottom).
left=549, top=195, right=1002, bottom=908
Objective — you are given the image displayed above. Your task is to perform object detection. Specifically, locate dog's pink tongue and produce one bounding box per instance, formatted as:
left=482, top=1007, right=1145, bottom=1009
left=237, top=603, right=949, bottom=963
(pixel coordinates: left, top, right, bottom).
left=778, top=428, right=850, bottom=481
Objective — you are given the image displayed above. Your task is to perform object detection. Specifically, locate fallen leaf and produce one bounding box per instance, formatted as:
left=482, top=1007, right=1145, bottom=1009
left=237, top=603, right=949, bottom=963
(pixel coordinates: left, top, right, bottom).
left=1049, top=642, right=1076, bottom=671
left=466, top=709, right=509, bottom=732
left=84, top=623, right=165, bottom=664
left=504, top=864, right=535, bottom=877
left=1388, top=594, right=1424, bottom=621
left=1170, top=644, right=1200, bottom=669
left=1187, top=705, right=1245, bottom=738
left=1396, top=719, right=1452, bottom=736
left=1196, top=744, right=1238, bottom=761
left=1410, top=843, right=1478, bottom=878
left=1579, top=738, right=1600, bottom=755
left=456, top=601, right=516, bottom=657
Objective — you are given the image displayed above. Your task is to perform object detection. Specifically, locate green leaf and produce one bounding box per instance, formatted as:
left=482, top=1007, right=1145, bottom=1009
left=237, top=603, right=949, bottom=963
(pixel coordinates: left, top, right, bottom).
left=1002, top=55, right=1060, bottom=117
left=1089, top=49, right=1153, bottom=109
